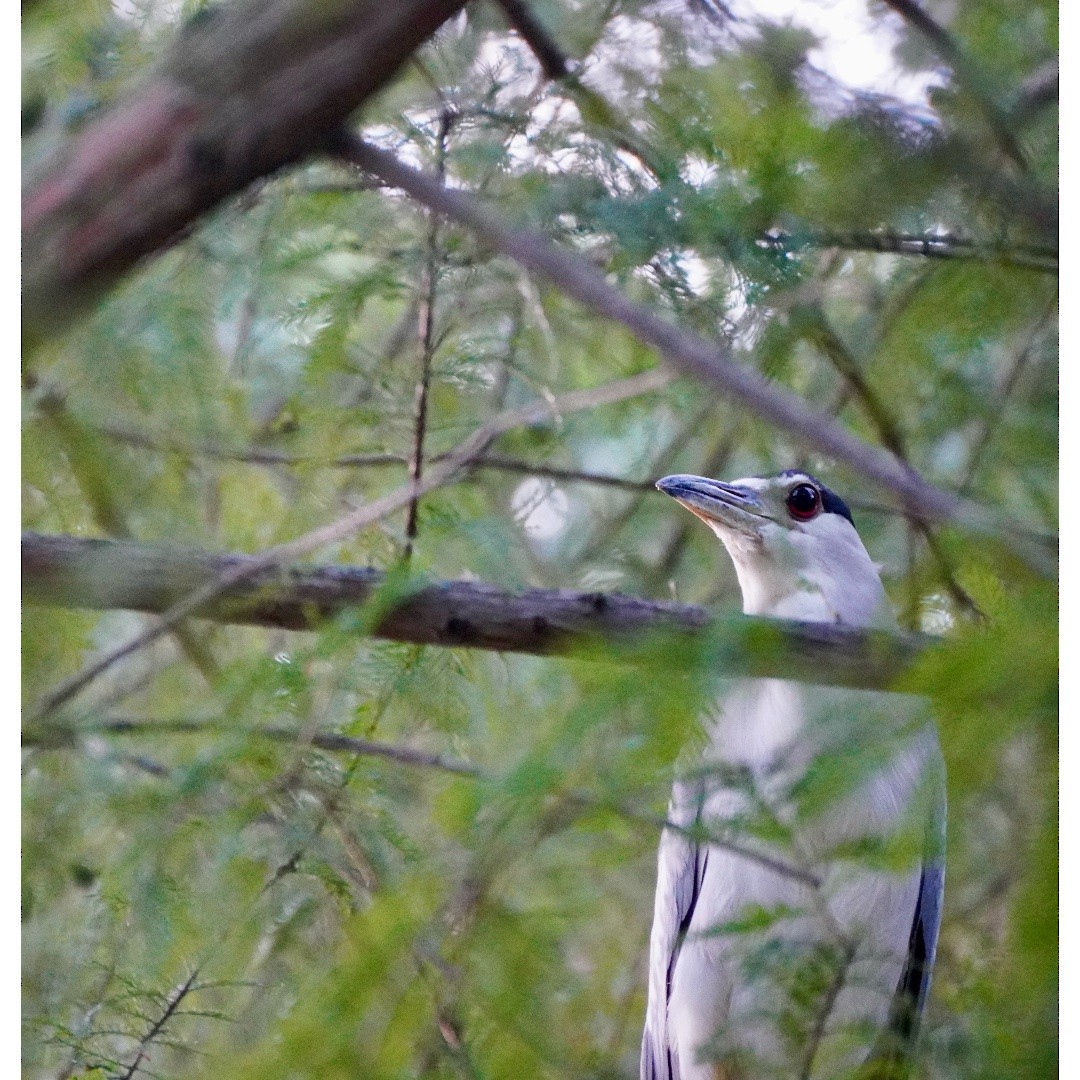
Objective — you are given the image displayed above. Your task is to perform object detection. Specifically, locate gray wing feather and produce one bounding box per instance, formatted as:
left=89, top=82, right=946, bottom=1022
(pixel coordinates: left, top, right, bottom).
left=640, top=780, right=709, bottom=1080
left=912, top=857, right=945, bottom=1010
left=879, top=764, right=947, bottom=1061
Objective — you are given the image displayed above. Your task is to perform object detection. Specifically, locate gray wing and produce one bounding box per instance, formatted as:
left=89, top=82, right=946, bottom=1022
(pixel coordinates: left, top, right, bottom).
left=878, top=765, right=946, bottom=1063
left=641, top=781, right=709, bottom=1080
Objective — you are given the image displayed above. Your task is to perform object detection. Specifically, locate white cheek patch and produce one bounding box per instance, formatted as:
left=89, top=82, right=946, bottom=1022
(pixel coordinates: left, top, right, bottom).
left=727, top=475, right=771, bottom=494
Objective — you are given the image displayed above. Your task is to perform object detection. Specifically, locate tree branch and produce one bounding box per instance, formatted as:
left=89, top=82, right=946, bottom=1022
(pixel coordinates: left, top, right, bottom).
left=55, top=716, right=480, bottom=778
left=117, top=969, right=201, bottom=1080
left=92, top=422, right=662, bottom=492
left=766, top=229, right=1057, bottom=274
left=800, top=307, right=983, bottom=619
left=495, top=0, right=574, bottom=81
left=1012, top=61, right=1058, bottom=124
left=881, top=0, right=1028, bottom=172
left=405, top=108, right=455, bottom=561
left=24, top=531, right=929, bottom=692
left=31, top=714, right=830, bottom=888
left=337, top=135, right=1056, bottom=572
left=959, top=292, right=1058, bottom=493
left=23, top=0, right=469, bottom=337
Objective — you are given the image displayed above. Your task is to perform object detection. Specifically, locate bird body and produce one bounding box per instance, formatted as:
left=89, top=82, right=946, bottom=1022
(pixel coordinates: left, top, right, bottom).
left=642, top=472, right=945, bottom=1080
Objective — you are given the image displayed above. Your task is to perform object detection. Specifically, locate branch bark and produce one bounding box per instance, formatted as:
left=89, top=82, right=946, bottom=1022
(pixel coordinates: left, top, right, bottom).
left=24, top=531, right=929, bottom=692
left=23, top=0, right=468, bottom=337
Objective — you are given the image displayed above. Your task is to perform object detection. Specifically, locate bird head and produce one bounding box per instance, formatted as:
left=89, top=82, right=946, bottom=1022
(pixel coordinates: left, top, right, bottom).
left=656, top=470, right=889, bottom=627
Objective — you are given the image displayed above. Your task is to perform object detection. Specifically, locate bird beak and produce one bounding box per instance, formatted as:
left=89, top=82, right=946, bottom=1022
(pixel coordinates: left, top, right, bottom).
left=655, top=474, right=766, bottom=534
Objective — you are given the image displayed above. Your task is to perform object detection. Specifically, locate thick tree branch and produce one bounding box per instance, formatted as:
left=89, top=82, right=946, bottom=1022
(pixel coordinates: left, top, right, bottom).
left=24, top=531, right=929, bottom=692
left=23, top=0, right=469, bottom=336
left=338, top=136, right=1056, bottom=572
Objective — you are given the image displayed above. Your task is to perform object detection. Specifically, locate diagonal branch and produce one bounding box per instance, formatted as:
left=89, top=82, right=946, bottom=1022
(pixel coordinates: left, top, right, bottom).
left=801, top=309, right=983, bottom=619
left=336, top=135, right=1055, bottom=572
left=881, top=0, right=1028, bottom=172
left=23, top=0, right=470, bottom=337
left=495, top=0, right=574, bottom=81
left=117, top=969, right=201, bottom=1080
left=959, top=292, right=1058, bottom=494
left=1012, top=61, right=1058, bottom=125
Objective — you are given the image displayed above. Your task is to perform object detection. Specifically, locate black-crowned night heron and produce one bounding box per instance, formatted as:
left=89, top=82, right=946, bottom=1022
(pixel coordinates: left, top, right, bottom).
left=641, top=471, right=945, bottom=1080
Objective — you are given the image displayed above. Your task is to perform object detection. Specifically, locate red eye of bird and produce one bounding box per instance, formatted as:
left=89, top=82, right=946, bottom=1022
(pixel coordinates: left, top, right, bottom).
left=786, top=483, right=820, bottom=521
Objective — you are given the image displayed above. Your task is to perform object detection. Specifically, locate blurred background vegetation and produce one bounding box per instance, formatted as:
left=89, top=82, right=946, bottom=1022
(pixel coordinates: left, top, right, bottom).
left=23, top=1, right=1056, bottom=1077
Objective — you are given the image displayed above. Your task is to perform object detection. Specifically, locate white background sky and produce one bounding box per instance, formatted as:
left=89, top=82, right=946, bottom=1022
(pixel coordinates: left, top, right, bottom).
left=731, top=0, right=943, bottom=104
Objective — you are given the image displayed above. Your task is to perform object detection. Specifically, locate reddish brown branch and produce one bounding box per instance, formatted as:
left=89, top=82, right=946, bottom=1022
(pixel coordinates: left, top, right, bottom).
left=23, top=0, right=469, bottom=336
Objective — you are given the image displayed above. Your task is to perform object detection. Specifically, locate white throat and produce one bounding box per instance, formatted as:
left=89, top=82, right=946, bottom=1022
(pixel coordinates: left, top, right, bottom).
left=709, top=515, right=890, bottom=630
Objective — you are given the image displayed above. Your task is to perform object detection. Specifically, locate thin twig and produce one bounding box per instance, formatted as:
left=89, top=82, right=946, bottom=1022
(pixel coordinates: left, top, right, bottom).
left=45, top=716, right=821, bottom=887
left=404, top=109, right=455, bottom=561
left=95, top=423, right=660, bottom=491
left=37, top=390, right=219, bottom=683
left=491, top=3, right=673, bottom=182
left=797, top=942, right=856, bottom=1080
left=96, top=424, right=405, bottom=468
left=959, top=292, right=1058, bottom=493
left=116, top=969, right=200, bottom=1080
left=336, top=134, right=1054, bottom=572
left=229, top=193, right=276, bottom=376
left=803, top=311, right=983, bottom=619
left=44, top=716, right=477, bottom=777
left=881, top=0, right=1029, bottom=172
left=767, top=228, right=1057, bottom=274
left=28, top=368, right=673, bottom=721
left=470, top=455, right=654, bottom=491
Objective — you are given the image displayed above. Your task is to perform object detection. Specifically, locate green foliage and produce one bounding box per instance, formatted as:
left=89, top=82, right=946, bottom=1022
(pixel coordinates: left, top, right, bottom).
left=23, top=1, right=1055, bottom=1078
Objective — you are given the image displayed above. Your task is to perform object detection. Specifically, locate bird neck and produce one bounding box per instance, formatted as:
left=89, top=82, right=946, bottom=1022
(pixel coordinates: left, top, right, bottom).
left=727, top=543, right=890, bottom=629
